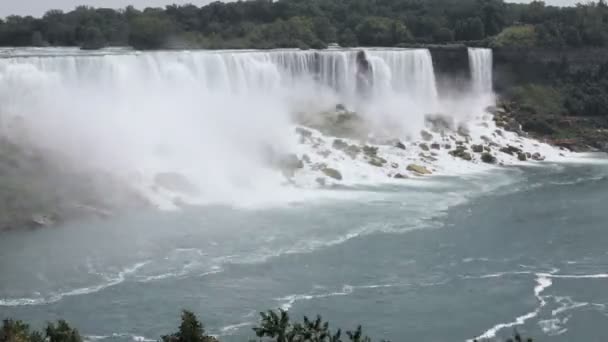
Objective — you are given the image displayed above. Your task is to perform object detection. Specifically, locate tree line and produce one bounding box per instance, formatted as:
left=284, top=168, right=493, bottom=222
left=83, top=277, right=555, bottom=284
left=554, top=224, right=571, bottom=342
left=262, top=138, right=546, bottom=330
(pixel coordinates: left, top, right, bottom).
left=0, top=0, right=607, bottom=50
left=1, top=309, right=532, bottom=342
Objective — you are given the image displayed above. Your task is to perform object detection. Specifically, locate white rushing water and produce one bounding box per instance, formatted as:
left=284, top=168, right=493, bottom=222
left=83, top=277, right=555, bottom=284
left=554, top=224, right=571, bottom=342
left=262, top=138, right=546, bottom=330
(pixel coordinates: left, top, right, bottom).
left=0, top=47, right=499, bottom=207
left=468, top=47, right=493, bottom=94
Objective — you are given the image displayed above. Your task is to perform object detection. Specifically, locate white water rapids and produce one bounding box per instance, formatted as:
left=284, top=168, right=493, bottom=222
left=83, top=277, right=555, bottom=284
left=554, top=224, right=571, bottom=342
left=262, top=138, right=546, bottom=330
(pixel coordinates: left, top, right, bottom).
left=0, top=47, right=494, bottom=206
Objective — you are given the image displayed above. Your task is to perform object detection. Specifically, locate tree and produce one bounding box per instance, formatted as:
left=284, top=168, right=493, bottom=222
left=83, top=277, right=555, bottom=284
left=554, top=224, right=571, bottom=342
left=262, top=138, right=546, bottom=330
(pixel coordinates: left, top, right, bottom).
left=356, top=17, right=411, bottom=46
left=162, top=311, right=216, bottom=342
left=81, top=26, right=106, bottom=50
left=129, top=14, right=177, bottom=49
left=46, top=321, right=82, bottom=342
left=455, top=17, right=486, bottom=41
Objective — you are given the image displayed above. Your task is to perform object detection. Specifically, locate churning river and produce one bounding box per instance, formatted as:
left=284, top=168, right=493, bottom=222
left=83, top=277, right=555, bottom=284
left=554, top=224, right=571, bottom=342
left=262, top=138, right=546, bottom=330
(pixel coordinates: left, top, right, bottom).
left=2, top=159, right=608, bottom=341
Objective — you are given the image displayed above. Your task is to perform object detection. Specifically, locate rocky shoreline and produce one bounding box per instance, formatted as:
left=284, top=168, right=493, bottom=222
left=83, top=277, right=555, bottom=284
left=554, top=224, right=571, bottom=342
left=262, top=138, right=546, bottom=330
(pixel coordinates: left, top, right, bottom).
left=0, top=138, right=148, bottom=232
left=0, top=102, right=583, bottom=233
left=491, top=100, right=608, bottom=153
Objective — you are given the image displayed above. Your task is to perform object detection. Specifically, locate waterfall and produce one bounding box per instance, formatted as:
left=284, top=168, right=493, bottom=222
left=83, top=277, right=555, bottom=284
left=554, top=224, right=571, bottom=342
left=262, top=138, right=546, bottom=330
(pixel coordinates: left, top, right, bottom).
left=0, top=47, right=458, bottom=205
left=468, top=48, right=493, bottom=94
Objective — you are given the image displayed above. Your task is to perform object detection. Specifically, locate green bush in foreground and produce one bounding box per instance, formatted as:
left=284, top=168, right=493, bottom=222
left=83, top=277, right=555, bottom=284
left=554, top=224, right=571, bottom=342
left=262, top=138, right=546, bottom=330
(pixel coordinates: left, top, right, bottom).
left=1, top=310, right=532, bottom=342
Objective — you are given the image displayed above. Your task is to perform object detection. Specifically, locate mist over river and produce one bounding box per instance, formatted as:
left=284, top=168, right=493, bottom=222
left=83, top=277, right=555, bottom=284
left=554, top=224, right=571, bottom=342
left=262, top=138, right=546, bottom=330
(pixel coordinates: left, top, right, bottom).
left=1, top=47, right=608, bottom=341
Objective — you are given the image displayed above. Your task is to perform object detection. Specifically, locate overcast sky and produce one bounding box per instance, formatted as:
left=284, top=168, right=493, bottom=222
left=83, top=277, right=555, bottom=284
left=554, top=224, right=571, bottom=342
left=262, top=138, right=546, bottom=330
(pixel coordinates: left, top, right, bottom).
left=0, top=0, right=584, bottom=18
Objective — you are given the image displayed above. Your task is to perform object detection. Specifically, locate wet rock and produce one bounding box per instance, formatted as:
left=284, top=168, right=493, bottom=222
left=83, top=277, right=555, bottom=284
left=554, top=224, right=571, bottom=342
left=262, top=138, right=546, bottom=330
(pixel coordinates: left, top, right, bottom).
left=332, top=139, right=349, bottom=151
left=394, top=141, right=406, bottom=150
left=457, top=125, right=470, bottom=137
left=444, top=144, right=452, bottom=149
left=419, top=143, right=430, bottom=151
left=394, top=173, right=408, bottom=179
left=449, top=146, right=472, bottom=161
left=368, top=156, right=387, bottom=167
left=481, top=152, right=497, bottom=164
left=335, top=103, right=347, bottom=112
left=345, top=145, right=361, bottom=159
left=499, top=145, right=522, bottom=156
left=407, top=164, right=432, bottom=175
left=295, top=127, right=313, bottom=139
left=302, top=154, right=311, bottom=164
left=471, top=144, right=484, bottom=153
left=421, top=130, right=433, bottom=141
left=532, top=152, right=545, bottom=161
left=431, top=143, right=441, bottom=150
left=391, top=162, right=399, bottom=169
left=362, top=145, right=378, bottom=157
left=321, top=167, right=342, bottom=180
left=30, top=214, right=55, bottom=227
left=517, top=152, right=527, bottom=161
left=315, top=177, right=326, bottom=186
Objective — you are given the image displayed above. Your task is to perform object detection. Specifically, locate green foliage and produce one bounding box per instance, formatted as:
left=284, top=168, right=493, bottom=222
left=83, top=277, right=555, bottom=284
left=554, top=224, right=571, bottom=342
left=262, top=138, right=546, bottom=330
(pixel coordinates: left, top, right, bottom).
left=355, top=17, right=412, bottom=46
left=455, top=17, right=485, bottom=41
left=129, top=14, right=178, bottom=49
left=492, top=25, right=537, bottom=48
left=46, top=321, right=82, bottom=342
left=1, top=313, right=534, bottom=342
left=1, top=319, right=81, bottom=342
left=507, top=84, right=564, bottom=116
left=162, top=310, right=216, bottom=342
left=0, top=0, right=605, bottom=49
left=252, top=309, right=373, bottom=342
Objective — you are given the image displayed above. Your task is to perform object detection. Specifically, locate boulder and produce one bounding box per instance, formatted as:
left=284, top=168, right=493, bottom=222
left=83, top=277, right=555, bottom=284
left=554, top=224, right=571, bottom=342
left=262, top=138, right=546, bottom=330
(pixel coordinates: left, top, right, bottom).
left=345, top=145, right=361, bottom=159
left=368, top=156, right=387, bottom=167
left=481, top=152, right=497, bottom=164
left=421, top=130, right=433, bottom=141
left=517, top=152, right=527, bottom=161
left=499, top=145, right=522, bottom=156
left=332, top=139, right=349, bottom=151
left=532, top=152, right=545, bottom=161
left=407, top=164, right=432, bottom=175
left=321, top=167, right=343, bottom=180
left=449, top=146, right=472, bottom=161
left=394, top=173, right=407, bottom=179
left=394, top=141, right=406, bottom=150
left=419, top=143, right=430, bottom=151
left=295, top=127, right=313, bottom=139
left=362, top=145, right=378, bottom=157
left=471, top=144, right=484, bottom=153
left=430, top=143, right=441, bottom=150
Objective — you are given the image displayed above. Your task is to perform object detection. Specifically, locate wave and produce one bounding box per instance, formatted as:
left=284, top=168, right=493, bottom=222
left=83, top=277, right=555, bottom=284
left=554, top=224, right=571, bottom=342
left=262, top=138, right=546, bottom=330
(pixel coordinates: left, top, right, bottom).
left=470, top=273, right=553, bottom=341
left=0, top=262, right=148, bottom=307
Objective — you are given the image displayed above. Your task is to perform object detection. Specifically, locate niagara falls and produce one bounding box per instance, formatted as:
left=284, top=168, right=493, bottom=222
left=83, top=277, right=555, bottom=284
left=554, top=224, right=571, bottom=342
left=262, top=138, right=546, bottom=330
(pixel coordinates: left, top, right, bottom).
left=1, top=1, right=608, bottom=342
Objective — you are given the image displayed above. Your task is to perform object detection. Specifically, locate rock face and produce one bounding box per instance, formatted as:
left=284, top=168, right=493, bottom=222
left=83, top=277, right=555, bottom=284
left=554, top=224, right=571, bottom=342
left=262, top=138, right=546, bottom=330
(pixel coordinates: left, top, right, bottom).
left=407, top=164, right=432, bottom=175
left=321, top=167, right=343, bottom=180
